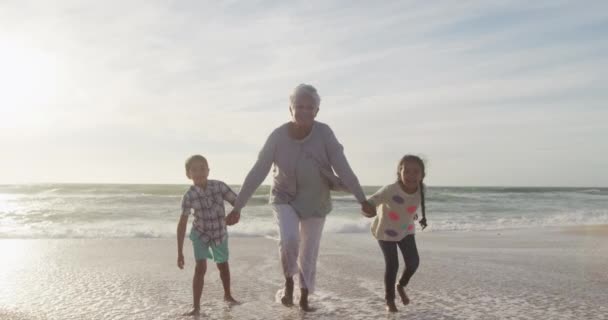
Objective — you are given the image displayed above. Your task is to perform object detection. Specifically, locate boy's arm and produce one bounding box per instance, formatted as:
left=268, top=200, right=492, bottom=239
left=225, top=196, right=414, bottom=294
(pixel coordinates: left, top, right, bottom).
left=221, top=182, right=238, bottom=207
left=177, top=193, right=191, bottom=269
left=177, top=214, right=188, bottom=269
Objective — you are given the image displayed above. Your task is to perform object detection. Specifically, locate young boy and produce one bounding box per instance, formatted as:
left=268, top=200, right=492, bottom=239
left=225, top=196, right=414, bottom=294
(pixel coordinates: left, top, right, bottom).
left=177, top=155, right=241, bottom=316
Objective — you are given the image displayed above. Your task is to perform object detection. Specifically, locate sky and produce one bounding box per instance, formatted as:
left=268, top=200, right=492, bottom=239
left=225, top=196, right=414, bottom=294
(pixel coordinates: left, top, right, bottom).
left=0, top=0, right=607, bottom=187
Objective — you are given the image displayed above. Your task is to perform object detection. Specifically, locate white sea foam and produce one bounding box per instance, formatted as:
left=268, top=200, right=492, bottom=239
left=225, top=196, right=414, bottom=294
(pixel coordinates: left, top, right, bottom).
left=1, top=184, right=607, bottom=238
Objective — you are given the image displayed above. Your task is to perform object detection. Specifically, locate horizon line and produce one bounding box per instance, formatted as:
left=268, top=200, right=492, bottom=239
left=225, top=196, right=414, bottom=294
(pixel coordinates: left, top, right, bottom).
left=1, top=182, right=606, bottom=189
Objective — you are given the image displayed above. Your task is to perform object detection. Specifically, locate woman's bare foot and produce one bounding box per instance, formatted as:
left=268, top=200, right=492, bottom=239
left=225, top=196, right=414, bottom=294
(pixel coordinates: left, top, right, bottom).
left=396, top=285, right=410, bottom=305
left=281, top=277, right=294, bottom=307
left=299, top=288, right=316, bottom=312
left=183, top=308, right=200, bottom=316
left=386, top=300, right=398, bottom=312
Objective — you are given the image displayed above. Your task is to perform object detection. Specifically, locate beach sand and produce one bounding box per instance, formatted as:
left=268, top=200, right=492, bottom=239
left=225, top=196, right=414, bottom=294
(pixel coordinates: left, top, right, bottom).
left=562, top=224, right=608, bottom=237
left=1, top=228, right=607, bottom=320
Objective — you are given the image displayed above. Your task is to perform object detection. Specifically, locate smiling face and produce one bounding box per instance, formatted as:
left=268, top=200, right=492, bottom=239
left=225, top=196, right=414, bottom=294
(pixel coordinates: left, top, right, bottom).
left=186, top=158, right=209, bottom=186
left=290, top=93, right=318, bottom=127
left=399, top=159, right=424, bottom=192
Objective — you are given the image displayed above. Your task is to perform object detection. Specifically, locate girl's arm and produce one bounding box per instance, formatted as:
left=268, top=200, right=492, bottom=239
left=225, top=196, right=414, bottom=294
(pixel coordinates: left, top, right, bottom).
left=368, top=185, right=388, bottom=207
left=362, top=185, right=388, bottom=217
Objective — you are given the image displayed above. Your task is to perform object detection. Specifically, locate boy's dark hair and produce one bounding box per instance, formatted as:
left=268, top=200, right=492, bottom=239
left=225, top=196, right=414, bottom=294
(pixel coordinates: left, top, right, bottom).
left=397, top=155, right=427, bottom=229
left=185, top=155, right=208, bottom=177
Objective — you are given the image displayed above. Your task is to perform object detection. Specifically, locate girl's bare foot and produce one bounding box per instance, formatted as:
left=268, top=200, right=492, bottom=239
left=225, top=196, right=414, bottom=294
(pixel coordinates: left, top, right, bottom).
left=281, top=277, right=294, bottom=307
left=386, top=300, right=398, bottom=312
left=183, top=308, right=200, bottom=316
left=299, top=288, right=316, bottom=312
left=224, top=295, right=239, bottom=305
left=397, top=284, right=410, bottom=305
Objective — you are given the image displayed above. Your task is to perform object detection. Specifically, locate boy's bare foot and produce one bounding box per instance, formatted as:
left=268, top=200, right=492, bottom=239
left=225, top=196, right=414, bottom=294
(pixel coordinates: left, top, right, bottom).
left=299, top=288, right=316, bottom=312
left=224, top=295, right=240, bottom=305
left=386, top=300, right=398, bottom=312
left=281, top=277, right=294, bottom=307
left=183, top=308, right=200, bottom=316
left=396, top=284, right=410, bottom=305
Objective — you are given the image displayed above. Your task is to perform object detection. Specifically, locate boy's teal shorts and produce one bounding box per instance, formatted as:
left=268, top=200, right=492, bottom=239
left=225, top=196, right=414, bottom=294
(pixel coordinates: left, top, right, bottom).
left=189, top=229, right=229, bottom=263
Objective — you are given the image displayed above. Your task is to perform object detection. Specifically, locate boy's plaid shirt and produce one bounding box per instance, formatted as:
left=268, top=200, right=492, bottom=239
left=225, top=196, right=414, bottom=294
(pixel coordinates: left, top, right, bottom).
left=181, top=180, right=237, bottom=245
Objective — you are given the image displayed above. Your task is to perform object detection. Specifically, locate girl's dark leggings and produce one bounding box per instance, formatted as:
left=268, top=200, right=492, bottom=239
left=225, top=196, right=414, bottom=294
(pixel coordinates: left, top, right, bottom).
left=378, top=234, right=419, bottom=301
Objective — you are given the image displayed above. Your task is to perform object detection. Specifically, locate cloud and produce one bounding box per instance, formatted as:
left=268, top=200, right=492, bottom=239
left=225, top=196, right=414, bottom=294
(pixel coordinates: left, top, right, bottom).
left=1, top=0, right=606, bottom=185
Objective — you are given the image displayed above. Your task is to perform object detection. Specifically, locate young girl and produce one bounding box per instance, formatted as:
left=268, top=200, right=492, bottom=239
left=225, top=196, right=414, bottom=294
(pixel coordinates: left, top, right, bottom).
left=361, top=155, right=428, bottom=312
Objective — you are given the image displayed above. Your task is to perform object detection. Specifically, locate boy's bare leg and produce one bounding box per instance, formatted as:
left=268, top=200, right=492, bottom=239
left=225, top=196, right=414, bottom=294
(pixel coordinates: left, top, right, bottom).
left=184, top=260, right=207, bottom=315
left=217, top=262, right=238, bottom=304
left=281, top=276, right=294, bottom=307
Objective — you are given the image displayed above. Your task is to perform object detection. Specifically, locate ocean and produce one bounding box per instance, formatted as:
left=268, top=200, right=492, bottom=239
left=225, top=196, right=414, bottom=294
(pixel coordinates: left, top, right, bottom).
left=1, top=184, right=607, bottom=239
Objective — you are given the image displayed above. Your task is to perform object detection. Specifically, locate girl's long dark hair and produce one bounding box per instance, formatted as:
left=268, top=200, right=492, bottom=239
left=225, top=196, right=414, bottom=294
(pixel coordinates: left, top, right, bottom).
left=397, top=155, right=427, bottom=228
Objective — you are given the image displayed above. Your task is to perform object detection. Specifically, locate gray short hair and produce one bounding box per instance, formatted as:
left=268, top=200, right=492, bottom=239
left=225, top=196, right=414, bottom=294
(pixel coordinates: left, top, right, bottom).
left=290, top=83, right=321, bottom=110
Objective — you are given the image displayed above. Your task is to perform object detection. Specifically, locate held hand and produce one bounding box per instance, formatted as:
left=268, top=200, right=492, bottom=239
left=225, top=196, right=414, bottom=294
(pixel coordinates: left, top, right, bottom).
left=177, top=253, right=185, bottom=269
left=225, top=209, right=241, bottom=226
left=361, top=201, right=376, bottom=218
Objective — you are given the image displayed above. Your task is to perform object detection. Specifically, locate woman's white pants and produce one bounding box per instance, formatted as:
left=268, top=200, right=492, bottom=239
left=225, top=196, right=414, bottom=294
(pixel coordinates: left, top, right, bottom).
left=272, top=204, right=326, bottom=293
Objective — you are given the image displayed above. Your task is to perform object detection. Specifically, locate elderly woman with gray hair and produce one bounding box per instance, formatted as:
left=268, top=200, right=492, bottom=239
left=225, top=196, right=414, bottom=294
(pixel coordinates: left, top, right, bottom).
left=225, top=84, right=375, bottom=311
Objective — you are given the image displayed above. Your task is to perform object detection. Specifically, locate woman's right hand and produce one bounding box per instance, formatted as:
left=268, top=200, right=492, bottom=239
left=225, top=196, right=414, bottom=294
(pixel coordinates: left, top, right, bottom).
left=225, top=209, right=241, bottom=225
left=361, top=201, right=376, bottom=218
